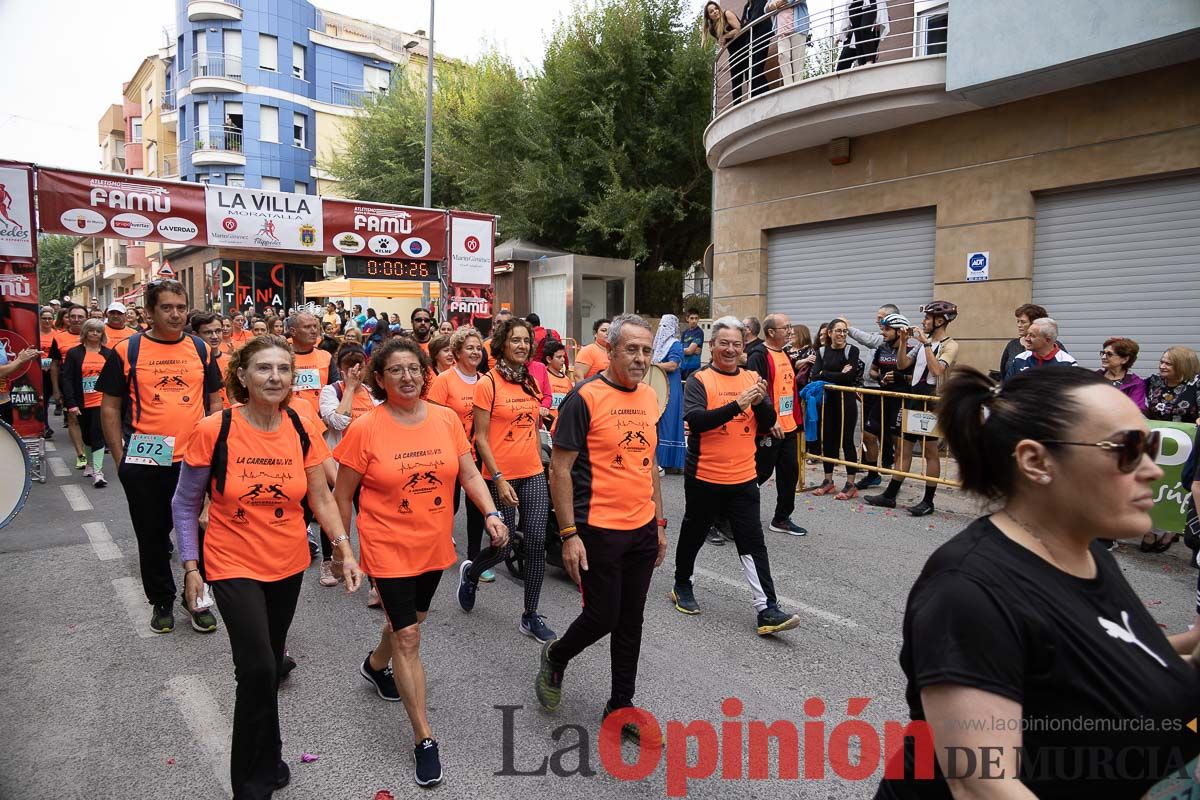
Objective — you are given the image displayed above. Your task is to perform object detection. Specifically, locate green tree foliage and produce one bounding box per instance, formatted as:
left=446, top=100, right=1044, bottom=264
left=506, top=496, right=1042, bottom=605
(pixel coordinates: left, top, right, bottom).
left=37, top=235, right=77, bottom=304
left=328, top=0, right=712, bottom=272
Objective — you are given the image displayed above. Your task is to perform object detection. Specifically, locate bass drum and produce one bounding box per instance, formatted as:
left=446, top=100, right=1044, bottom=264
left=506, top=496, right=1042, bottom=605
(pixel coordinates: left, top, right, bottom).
left=641, top=364, right=669, bottom=420
left=0, top=420, right=31, bottom=529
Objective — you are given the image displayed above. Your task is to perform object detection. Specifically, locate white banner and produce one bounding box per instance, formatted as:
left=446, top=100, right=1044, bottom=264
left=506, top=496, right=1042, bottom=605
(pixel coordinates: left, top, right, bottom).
left=449, top=215, right=494, bottom=286
left=204, top=186, right=323, bottom=253
left=0, top=166, right=35, bottom=259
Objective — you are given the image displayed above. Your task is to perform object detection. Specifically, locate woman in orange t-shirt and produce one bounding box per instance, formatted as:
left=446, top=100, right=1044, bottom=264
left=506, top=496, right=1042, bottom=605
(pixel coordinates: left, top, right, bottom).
left=542, top=339, right=575, bottom=429
left=62, top=319, right=112, bottom=487
left=333, top=337, right=506, bottom=787
left=171, top=335, right=363, bottom=799
left=427, top=327, right=492, bottom=580
left=459, top=319, right=557, bottom=642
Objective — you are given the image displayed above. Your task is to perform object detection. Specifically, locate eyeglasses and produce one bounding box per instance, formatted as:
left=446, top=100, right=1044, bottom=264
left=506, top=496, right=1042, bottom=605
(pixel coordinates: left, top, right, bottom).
left=1040, top=429, right=1161, bottom=473
left=1100, top=350, right=1118, bottom=358
left=383, top=365, right=425, bottom=377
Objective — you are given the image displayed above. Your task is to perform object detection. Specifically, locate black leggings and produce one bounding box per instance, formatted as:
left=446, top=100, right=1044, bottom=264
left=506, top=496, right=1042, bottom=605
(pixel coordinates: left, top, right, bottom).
left=211, top=571, right=303, bottom=800
left=453, top=477, right=487, bottom=560
left=466, top=474, right=549, bottom=614
left=821, top=394, right=858, bottom=477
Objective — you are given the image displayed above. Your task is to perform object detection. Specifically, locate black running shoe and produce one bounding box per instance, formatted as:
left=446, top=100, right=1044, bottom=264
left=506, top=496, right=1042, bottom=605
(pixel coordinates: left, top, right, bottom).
left=414, top=738, right=443, bottom=787
left=670, top=584, right=700, bottom=615
left=863, top=493, right=897, bottom=509
left=602, top=703, right=663, bottom=749
left=907, top=500, right=935, bottom=517
left=756, top=605, right=801, bottom=636
left=275, top=760, right=290, bottom=790
left=150, top=602, right=174, bottom=634
left=280, top=653, right=297, bottom=682
left=705, top=528, right=725, bottom=546
left=360, top=653, right=401, bottom=701
left=854, top=473, right=881, bottom=490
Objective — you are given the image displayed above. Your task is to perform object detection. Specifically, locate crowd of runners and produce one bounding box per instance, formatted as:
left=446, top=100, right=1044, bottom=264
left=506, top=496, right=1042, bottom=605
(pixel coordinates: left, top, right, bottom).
left=23, top=279, right=1200, bottom=798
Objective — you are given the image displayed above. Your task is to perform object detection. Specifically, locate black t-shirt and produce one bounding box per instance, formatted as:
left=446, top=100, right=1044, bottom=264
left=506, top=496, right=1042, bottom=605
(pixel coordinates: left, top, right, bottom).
left=879, top=517, right=1200, bottom=799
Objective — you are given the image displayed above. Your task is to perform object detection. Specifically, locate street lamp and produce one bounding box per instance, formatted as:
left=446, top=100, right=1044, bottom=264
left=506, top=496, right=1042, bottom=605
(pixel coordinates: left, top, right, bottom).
left=420, top=2, right=435, bottom=306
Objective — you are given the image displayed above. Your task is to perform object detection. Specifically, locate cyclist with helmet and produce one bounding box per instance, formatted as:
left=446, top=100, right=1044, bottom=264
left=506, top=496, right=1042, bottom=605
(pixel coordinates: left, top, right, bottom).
left=865, top=301, right=959, bottom=516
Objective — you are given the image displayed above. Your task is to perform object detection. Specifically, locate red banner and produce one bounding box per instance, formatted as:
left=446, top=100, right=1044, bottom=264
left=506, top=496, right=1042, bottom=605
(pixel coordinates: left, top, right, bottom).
left=322, top=199, right=446, bottom=261
left=0, top=163, right=43, bottom=437
left=38, top=168, right=209, bottom=247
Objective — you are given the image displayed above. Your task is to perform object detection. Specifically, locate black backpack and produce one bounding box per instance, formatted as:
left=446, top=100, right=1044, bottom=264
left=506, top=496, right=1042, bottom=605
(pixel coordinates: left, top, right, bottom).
left=126, top=332, right=210, bottom=424
left=208, top=406, right=311, bottom=496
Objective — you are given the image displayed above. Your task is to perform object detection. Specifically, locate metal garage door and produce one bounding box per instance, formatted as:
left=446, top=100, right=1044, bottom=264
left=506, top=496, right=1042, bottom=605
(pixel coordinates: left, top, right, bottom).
left=1034, top=174, right=1200, bottom=370
left=767, top=209, right=937, bottom=343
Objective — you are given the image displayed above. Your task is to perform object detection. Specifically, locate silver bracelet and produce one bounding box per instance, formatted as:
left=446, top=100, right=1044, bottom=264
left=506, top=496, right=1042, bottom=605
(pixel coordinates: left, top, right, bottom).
left=329, top=534, right=350, bottom=548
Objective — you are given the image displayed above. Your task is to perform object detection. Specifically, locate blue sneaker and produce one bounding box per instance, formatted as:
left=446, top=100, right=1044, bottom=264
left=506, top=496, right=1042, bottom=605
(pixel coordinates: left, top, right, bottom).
left=479, top=569, right=496, bottom=583
left=457, top=560, right=477, bottom=612
left=520, top=612, right=556, bottom=643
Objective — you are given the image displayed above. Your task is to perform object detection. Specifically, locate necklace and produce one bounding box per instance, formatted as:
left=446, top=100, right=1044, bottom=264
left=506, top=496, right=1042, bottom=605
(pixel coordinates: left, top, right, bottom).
left=1002, top=510, right=1092, bottom=577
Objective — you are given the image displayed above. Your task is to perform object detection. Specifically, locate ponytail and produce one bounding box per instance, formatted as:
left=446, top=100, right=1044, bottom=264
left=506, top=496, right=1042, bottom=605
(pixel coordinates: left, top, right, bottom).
left=938, top=366, right=1107, bottom=501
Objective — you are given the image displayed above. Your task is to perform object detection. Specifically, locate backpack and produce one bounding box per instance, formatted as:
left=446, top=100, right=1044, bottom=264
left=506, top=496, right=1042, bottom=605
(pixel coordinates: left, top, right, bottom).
left=126, top=332, right=210, bottom=424
left=208, top=406, right=310, bottom=496
left=533, top=326, right=561, bottom=363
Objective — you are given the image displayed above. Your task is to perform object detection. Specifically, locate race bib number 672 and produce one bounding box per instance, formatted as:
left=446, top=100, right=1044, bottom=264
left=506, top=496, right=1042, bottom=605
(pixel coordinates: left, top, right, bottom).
left=125, top=434, right=176, bottom=467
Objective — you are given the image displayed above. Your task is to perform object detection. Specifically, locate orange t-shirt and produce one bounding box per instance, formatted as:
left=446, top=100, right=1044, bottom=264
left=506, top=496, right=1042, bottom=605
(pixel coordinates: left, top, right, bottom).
left=417, top=339, right=431, bottom=356
left=767, top=347, right=797, bottom=434
left=183, top=409, right=329, bottom=582
left=333, top=403, right=470, bottom=578
left=546, top=369, right=575, bottom=427
left=50, top=329, right=80, bottom=364
left=292, top=348, right=333, bottom=419
left=231, top=330, right=252, bottom=349
left=691, top=366, right=759, bottom=485
left=576, top=342, right=610, bottom=378
left=474, top=372, right=542, bottom=480
left=80, top=349, right=106, bottom=409
left=97, top=335, right=223, bottom=460
left=552, top=375, right=658, bottom=530
left=39, top=330, right=55, bottom=361
left=104, top=325, right=134, bottom=346
left=428, top=368, right=478, bottom=444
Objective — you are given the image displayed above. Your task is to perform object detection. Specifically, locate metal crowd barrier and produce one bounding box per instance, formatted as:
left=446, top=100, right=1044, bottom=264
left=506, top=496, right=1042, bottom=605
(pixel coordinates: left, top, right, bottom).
left=798, top=383, right=961, bottom=489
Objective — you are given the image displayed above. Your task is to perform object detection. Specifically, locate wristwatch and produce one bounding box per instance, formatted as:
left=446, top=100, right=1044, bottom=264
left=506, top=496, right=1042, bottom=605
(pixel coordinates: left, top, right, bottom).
left=485, top=511, right=503, bottom=521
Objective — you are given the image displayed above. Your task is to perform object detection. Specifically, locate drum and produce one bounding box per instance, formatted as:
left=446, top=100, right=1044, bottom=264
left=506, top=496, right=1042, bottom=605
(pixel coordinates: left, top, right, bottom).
left=0, top=419, right=31, bottom=529
left=642, top=364, right=669, bottom=420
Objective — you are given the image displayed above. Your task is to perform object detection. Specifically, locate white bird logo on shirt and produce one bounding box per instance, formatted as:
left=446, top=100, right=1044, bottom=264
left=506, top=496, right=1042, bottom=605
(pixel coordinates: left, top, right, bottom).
left=1097, top=611, right=1167, bottom=668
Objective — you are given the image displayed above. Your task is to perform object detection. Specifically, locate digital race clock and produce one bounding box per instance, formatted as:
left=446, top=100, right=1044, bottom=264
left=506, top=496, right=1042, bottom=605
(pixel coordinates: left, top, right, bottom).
left=343, top=257, right=437, bottom=281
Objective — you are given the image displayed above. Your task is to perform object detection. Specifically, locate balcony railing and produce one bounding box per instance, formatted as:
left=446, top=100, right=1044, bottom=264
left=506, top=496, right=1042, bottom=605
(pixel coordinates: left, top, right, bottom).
left=191, top=52, right=243, bottom=82
left=316, top=8, right=415, bottom=55
left=710, top=1, right=948, bottom=117
left=330, top=81, right=376, bottom=107
left=162, top=89, right=176, bottom=111
left=193, top=125, right=243, bottom=154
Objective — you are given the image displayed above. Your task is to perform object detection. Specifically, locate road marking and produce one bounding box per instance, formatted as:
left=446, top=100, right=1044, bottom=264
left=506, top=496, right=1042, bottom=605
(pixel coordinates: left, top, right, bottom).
left=45, top=441, right=56, bottom=452
left=167, top=675, right=233, bottom=799
left=112, top=577, right=156, bottom=640
left=82, top=521, right=121, bottom=561
left=694, top=566, right=859, bottom=629
left=48, top=456, right=70, bottom=477
left=60, top=484, right=93, bottom=511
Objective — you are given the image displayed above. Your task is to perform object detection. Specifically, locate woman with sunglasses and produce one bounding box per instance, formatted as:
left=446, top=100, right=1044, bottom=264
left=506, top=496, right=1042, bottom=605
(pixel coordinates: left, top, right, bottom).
left=876, top=366, right=1200, bottom=800
left=1097, top=337, right=1146, bottom=410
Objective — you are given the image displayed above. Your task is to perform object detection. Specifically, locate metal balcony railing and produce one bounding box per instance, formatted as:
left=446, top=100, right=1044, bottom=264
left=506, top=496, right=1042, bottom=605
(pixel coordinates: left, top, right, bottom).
left=193, top=125, right=243, bottom=154
left=162, top=89, right=176, bottom=111
left=330, top=81, right=376, bottom=107
left=191, top=52, right=243, bottom=82
left=316, top=8, right=414, bottom=55
left=710, top=1, right=948, bottom=117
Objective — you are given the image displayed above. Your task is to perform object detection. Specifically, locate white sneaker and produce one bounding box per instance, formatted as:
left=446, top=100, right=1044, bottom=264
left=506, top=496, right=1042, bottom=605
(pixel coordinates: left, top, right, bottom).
left=83, top=464, right=93, bottom=478
left=319, top=560, right=338, bottom=587
left=92, top=471, right=107, bottom=488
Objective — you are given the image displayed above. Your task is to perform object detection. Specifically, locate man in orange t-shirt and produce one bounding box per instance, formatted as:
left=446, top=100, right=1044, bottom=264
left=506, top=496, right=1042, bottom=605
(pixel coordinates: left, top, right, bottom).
left=289, top=311, right=339, bottom=419
left=49, top=305, right=87, bottom=465
left=410, top=307, right=434, bottom=355
left=536, top=313, right=666, bottom=729
left=573, top=318, right=611, bottom=381
left=746, top=312, right=805, bottom=536
left=98, top=279, right=224, bottom=633
left=104, top=302, right=135, bottom=346
left=671, top=316, right=801, bottom=638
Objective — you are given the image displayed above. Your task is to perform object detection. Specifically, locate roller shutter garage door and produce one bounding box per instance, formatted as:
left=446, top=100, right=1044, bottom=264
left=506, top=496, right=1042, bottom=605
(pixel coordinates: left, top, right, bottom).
left=1033, top=174, right=1200, bottom=371
left=767, top=209, right=936, bottom=344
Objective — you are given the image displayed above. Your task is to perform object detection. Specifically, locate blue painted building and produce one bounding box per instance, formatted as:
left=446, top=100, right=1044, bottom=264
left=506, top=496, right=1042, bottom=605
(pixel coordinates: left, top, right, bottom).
left=170, top=0, right=426, bottom=194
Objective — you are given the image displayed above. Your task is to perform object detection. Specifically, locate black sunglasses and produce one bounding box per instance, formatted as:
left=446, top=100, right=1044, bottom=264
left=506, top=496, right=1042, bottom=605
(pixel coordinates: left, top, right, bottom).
left=1041, top=429, right=1161, bottom=473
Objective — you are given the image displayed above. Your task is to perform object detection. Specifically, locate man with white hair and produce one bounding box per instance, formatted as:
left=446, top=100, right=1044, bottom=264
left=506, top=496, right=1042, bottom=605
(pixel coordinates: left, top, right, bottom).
left=1003, top=317, right=1077, bottom=381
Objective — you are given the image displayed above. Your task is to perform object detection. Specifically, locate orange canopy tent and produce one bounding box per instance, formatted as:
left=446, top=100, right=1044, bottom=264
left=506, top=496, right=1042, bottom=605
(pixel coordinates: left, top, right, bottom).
left=303, top=278, right=440, bottom=300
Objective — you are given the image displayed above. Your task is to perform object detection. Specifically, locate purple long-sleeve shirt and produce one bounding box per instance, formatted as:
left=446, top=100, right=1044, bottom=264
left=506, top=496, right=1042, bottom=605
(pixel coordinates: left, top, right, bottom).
left=1096, top=369, right=1147, bottom=410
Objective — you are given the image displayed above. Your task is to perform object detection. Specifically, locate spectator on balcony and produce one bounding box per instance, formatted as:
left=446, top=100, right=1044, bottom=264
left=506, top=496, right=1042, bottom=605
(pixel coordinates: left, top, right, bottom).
left=767, top=0, right=810, bottom=86
left=704, top=1, right=742, bottom=49
left=836, top=0, right=890, bottom=72
left=738, top=0, right=773, bottom=98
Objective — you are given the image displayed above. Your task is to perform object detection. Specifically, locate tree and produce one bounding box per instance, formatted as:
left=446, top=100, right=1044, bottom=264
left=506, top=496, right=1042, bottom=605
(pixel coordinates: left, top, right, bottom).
left=37, top=235, right=77, bottom=304
left=327, top=0, right=713, bottom=272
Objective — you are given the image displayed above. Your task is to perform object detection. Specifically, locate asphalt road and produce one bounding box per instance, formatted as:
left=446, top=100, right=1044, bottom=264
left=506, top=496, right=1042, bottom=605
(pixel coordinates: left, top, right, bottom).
left=1, top=442, right=1195, bottom=800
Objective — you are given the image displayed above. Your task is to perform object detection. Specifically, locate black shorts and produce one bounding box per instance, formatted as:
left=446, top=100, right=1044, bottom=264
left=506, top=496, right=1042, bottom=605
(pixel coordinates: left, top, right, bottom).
left=902, top=383, right=939, bottom=443
left=863, top=393, right=902, bottom=437
left=374, top=570, right=444, bottom=630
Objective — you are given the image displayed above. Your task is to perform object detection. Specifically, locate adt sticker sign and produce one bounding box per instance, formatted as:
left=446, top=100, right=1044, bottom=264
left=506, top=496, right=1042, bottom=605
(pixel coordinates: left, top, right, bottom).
left=966, top=251, right=990, bottom=282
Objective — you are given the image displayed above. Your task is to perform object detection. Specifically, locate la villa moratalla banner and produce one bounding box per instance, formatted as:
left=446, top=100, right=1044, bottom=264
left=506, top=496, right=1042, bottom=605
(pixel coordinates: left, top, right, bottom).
left=35, top=167, right=460, bottom=263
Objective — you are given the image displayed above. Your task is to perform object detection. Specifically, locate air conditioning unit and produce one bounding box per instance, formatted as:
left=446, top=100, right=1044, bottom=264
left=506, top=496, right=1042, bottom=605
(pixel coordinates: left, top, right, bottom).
left=322, top=257, right=338, bottom=278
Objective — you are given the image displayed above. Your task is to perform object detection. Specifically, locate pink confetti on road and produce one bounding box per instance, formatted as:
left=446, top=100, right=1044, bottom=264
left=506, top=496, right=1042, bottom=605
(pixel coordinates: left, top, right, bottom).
left=300, top=753, right=319, bottom=763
